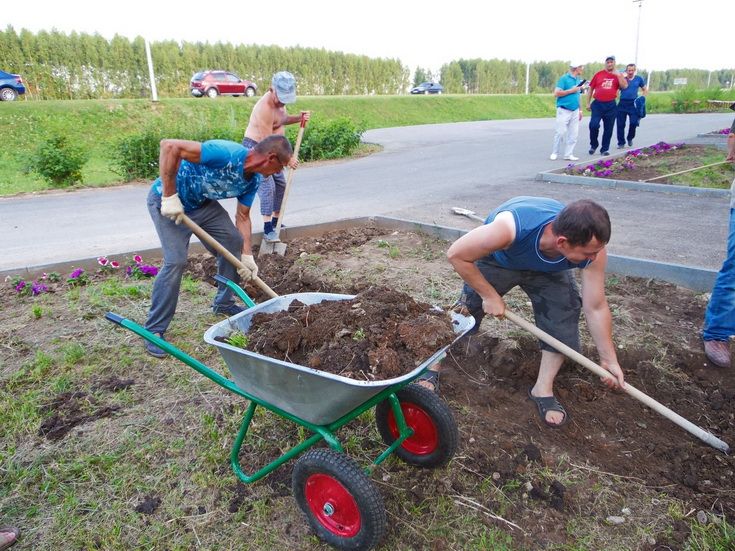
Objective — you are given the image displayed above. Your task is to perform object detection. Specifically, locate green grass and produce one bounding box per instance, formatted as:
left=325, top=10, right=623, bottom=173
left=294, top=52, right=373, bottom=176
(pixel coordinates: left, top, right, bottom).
left=3, top=91, right=714, bottom=196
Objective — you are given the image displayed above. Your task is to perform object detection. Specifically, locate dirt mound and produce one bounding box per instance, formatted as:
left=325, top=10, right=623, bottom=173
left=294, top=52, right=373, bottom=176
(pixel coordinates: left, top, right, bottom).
left=242, top=287, right=456, bottom=380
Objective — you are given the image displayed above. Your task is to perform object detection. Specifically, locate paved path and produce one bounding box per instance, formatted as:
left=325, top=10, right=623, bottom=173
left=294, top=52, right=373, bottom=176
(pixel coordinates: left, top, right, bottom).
left=1, top=112, right=732, bottom=274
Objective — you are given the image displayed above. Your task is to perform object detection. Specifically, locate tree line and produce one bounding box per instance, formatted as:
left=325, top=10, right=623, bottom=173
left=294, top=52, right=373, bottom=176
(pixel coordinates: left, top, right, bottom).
left=3, top=26, right=733, bottom=99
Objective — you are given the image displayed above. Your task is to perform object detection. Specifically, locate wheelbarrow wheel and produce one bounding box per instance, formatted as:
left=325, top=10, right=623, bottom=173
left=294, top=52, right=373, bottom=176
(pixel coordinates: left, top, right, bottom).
left=375, top=383, right=458, bottom=468
left=292, top=448, right=386, bottom=551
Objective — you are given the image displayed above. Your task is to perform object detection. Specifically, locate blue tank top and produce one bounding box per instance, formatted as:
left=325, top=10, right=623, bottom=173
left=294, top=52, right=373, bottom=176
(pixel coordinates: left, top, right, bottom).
left=485, top=197, right=591, bottom=272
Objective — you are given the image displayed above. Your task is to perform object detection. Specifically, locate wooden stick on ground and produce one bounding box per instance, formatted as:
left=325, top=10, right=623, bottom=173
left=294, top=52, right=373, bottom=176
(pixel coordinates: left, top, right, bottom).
left=643, top=160, right=730, bottom=182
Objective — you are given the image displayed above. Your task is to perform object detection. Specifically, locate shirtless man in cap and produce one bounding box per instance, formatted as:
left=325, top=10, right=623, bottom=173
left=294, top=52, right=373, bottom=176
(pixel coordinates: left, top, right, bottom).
left=242, top=71, right=310, bottom=241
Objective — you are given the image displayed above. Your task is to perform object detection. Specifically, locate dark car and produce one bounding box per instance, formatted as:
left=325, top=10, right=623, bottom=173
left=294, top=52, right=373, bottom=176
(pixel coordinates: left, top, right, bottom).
left=0, top=70, right=26, bottom=101
left=410, top=82, right=444, bottom=95
left=190, top=70, right=257, bottom=98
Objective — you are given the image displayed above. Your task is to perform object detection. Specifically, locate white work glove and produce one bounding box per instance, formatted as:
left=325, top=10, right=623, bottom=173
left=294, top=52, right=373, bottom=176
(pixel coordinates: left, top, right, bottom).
left=237, top=254, right=258, bottom=282
left=160, top=193, right=184, bottom=224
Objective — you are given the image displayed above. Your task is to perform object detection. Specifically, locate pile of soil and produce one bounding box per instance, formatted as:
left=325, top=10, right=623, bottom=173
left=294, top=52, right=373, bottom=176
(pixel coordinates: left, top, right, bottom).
left=241, top=287, right=457, bottom=380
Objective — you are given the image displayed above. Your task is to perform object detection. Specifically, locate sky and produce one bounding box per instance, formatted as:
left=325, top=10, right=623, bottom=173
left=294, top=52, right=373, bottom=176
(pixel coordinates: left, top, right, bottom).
left=3, top=0, right=733, bottom=74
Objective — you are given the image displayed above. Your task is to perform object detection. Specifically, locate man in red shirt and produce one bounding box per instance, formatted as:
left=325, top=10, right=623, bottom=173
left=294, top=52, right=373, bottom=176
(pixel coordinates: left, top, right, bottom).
left=586, top=56, right=628, bottom=155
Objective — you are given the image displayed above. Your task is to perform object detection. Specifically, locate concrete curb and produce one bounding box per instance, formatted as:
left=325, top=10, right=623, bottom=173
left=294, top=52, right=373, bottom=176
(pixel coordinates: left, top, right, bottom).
left=2, top=215, right=717, bottom=293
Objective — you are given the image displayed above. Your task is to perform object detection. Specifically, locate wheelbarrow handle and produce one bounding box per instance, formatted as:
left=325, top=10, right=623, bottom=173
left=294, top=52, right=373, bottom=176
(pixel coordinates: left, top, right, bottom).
left=180, top=214, right=278, bottom=298
left=503, top=310, right=730, bottom=453
left=213, top=274, right=256, bottom=308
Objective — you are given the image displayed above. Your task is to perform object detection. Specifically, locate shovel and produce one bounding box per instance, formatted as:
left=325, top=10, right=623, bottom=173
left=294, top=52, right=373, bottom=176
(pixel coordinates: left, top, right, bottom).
left=259, top=113, right=308, bottom=257
left=451, top=207, right=485, bottom=223
left=180, top=214, right=277, bottom=299
left=503, top=309, right=730, bottom=453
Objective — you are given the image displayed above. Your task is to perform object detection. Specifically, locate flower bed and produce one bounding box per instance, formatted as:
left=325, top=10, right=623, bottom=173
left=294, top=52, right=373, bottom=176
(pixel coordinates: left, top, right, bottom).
left=564, top=141, right=685, bottom=179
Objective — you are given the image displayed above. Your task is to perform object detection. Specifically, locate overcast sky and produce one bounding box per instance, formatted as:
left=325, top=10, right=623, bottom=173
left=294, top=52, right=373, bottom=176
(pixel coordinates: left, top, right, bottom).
left=3, top=0, right=733, bottom=73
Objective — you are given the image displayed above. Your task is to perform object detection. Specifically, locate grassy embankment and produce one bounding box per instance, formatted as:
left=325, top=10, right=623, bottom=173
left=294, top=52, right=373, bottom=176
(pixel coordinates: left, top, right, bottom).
left=2, top=91, right=718, bottom=196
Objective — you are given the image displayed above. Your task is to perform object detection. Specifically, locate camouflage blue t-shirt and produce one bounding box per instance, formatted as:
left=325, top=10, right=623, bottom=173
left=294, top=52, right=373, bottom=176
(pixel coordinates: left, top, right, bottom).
left=151, top=140, right=261, bottom=212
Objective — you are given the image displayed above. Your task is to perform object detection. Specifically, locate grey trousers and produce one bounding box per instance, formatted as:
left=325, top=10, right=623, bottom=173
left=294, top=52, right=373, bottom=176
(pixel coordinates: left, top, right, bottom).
left=461, top=257, right=582, bottom=353
left=144, top=189, right=243, bottom=334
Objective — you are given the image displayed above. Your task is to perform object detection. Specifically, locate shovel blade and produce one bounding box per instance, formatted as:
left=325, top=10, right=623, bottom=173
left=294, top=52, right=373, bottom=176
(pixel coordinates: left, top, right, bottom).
left=258, top=240, right=288, bottom=257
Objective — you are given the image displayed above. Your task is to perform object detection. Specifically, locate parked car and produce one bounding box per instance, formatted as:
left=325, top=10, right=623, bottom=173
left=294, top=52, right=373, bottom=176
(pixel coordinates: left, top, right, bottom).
left=0, top=70, right=26, bottom=101
left=410, top=82, right=443, bottom=95
left=190, top=70, right=257, bottom=98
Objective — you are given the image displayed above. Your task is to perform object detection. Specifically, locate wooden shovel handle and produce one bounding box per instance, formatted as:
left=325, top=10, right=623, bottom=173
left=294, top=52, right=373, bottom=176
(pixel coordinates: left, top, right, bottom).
left=503, top=310, right=729, bottom=453
left=274, top=113, right=308, bottom=237
left=180, top=214, right=277, bottom=298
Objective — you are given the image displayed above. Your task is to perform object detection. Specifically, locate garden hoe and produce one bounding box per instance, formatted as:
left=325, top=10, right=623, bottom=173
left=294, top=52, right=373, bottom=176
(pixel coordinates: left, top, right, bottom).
left=259, top=113, right=308, bottom=258
left=451, top=206, right=485, bottom=223
left=180, top=214, right=278, bottom=299
left=504, top=310, right=730, bottom=453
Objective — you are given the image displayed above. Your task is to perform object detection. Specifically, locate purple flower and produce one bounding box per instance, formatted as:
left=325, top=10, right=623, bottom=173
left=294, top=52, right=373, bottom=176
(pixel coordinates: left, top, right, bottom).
left=31, top=282, right=48, bottom=296
left=70, top=268, right=84, bottom=279
left=603, top=160, right=613, bottom=168
left=139, top=265, right=159, bottom=277
left=15, top=280, right=26, bottom=293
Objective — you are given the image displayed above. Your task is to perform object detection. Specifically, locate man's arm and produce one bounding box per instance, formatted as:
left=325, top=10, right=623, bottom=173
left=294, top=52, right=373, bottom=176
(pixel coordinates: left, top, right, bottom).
left=617, top=72, right=629, bottom=89
left=235, top=202, right=254, bottom=256
left=447, top=213, right=515, bottom=316
left=727, top=131, right=735, bottom=162
left=580, top=248, right=625, bottom=388
left=283, top=110, right=311, bottom=125
left=586, top=85, right=593, bottom=110
left=160, top=140, right=202, bottom=197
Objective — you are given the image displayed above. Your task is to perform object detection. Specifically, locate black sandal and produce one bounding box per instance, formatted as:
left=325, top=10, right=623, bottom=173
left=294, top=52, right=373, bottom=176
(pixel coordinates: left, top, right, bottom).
left=417, top=369, right=440, bottom=392
left=527, top=387, right=569, bottom=428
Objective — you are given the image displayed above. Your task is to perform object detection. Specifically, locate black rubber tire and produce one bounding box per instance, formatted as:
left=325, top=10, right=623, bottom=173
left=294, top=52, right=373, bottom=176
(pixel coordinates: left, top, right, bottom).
left=245, top=86, right=256, bottom=97
left=205, top=87, right=218, bottom=98
left=292, top=448, right=386, bottom=551
left=375, top=383, right=458, bottom=467
left=0, top=87, right=18, bottom=101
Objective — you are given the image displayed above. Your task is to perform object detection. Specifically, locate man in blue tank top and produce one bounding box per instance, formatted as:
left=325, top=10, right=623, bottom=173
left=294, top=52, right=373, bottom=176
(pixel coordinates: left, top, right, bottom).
left=143, top=135, right=293, bottom=358
left=424, top=197, right=625, bottom=428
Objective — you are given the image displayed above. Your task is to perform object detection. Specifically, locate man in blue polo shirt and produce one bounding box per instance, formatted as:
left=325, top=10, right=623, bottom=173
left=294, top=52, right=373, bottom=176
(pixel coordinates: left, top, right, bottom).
left=550, top=62, right=586, bottom=161
left=616, top=63, right=648, bottom=148
left=421, top=197, right=625, bottom=428
left=143, top=135, right=293, bottom=358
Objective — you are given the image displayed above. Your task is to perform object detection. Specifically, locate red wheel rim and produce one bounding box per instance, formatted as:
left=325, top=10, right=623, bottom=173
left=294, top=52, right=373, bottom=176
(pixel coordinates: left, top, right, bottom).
left=387, top=402, right=438, bottom=455
left=304, top=473, right=361, bottom=537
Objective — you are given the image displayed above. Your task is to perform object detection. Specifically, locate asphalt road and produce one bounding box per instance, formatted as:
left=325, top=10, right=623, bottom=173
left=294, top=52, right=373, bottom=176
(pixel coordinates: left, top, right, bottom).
left=1, top=112, right=732, bottom=274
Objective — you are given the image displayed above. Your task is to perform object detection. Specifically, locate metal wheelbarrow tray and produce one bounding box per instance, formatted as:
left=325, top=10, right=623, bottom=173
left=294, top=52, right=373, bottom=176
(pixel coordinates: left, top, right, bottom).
left=105, top=290, right=473, bottom=551
left=204, top=292, right=474, bottom=425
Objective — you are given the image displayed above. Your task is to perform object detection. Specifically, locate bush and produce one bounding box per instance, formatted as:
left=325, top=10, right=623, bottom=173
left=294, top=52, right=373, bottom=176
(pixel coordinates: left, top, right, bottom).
left=112, top=128, right=162, bottom=180
left=28, top=134, right=88, bottom=187
left=296, top=117, right=365, bottom=161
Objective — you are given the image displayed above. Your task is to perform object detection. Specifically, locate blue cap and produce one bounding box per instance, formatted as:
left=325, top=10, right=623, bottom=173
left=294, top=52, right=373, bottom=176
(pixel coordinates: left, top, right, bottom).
left=271, top=71, right=296, bottom=104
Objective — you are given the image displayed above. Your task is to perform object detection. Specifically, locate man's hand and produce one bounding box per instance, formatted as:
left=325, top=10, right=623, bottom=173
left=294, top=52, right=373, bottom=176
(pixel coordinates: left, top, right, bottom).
left=287, top=157, right=299, bottom=170
left=237, top=254, right=258, bottom=281
left=600, top=361, right=625, bottom=390
left=160, top=193, right=184, bottom=224
left=482, top=295, right=506, bottom=318
left=301, top=111, right=311, bottom=122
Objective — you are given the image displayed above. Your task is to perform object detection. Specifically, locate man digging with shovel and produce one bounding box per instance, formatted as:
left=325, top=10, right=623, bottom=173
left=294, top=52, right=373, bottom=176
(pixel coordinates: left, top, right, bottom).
left=242, top=71, right=310, bottom=243
left=142, top=136, right=293, bottom=359
left=422, top=197, right=625, bottom=428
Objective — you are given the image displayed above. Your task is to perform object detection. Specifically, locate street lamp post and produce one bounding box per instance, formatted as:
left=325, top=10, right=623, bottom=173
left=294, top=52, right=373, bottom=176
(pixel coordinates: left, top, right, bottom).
left=633, top=0, right=644, bottom=66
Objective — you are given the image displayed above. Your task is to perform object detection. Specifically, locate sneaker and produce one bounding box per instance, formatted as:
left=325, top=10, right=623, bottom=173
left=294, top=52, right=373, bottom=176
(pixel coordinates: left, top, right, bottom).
left=144, top=333, right=167, bottom=359
left=263, top=230, right=280, bottom=243
left=600, top=150, right=609, bottom=156
left=704, top=340, right=731, bottom=368
left=588, top=148, right=596, bottom=155
left=563, top=155, right=579, bottom=161
left=549, top=153, right=558, bottom=160
left=617, top=144, right=624, bottom=149
left=627, top=139, right=633, bottom=147
left=213, top=303, right=245, bottom=317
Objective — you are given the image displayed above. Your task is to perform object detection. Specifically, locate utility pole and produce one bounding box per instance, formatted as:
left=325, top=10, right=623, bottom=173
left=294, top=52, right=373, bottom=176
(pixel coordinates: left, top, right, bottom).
left=633, top=0, right=644, bottom=66
left=145, top=38, right=159, bottom=102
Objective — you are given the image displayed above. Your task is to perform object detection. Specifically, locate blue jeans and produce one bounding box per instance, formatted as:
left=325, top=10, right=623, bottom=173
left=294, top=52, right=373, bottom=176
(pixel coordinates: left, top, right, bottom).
left=703, top=209, right=735, bottom=341
left=242, top=136, right=286, bottom=217
left=616, top=99, right=640, bottom=146
left=589, top=100, right=617, bottom=152
left=145, top=189, right=243, bottom=334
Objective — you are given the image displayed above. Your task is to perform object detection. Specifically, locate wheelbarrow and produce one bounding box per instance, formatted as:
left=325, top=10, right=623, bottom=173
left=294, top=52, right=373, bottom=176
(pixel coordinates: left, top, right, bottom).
left=105, top=279, right=474, bottom=551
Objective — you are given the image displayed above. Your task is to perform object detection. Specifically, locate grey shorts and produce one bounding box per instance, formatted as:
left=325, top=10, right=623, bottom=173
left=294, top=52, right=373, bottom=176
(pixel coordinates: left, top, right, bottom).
left=461, top=257, right=582, bottom=353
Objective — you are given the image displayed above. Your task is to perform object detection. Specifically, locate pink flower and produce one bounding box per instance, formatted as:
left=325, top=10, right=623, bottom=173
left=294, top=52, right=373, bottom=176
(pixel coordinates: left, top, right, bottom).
left=110, top=261, right=120, bottom=269
left=97, top=256, right=109, bottom=266
left=133, top=255, right=143, bottom=265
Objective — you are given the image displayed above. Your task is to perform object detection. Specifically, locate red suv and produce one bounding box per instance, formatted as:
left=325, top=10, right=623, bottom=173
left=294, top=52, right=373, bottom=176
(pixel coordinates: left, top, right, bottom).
left=190, top=70, right=258, bottom=98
